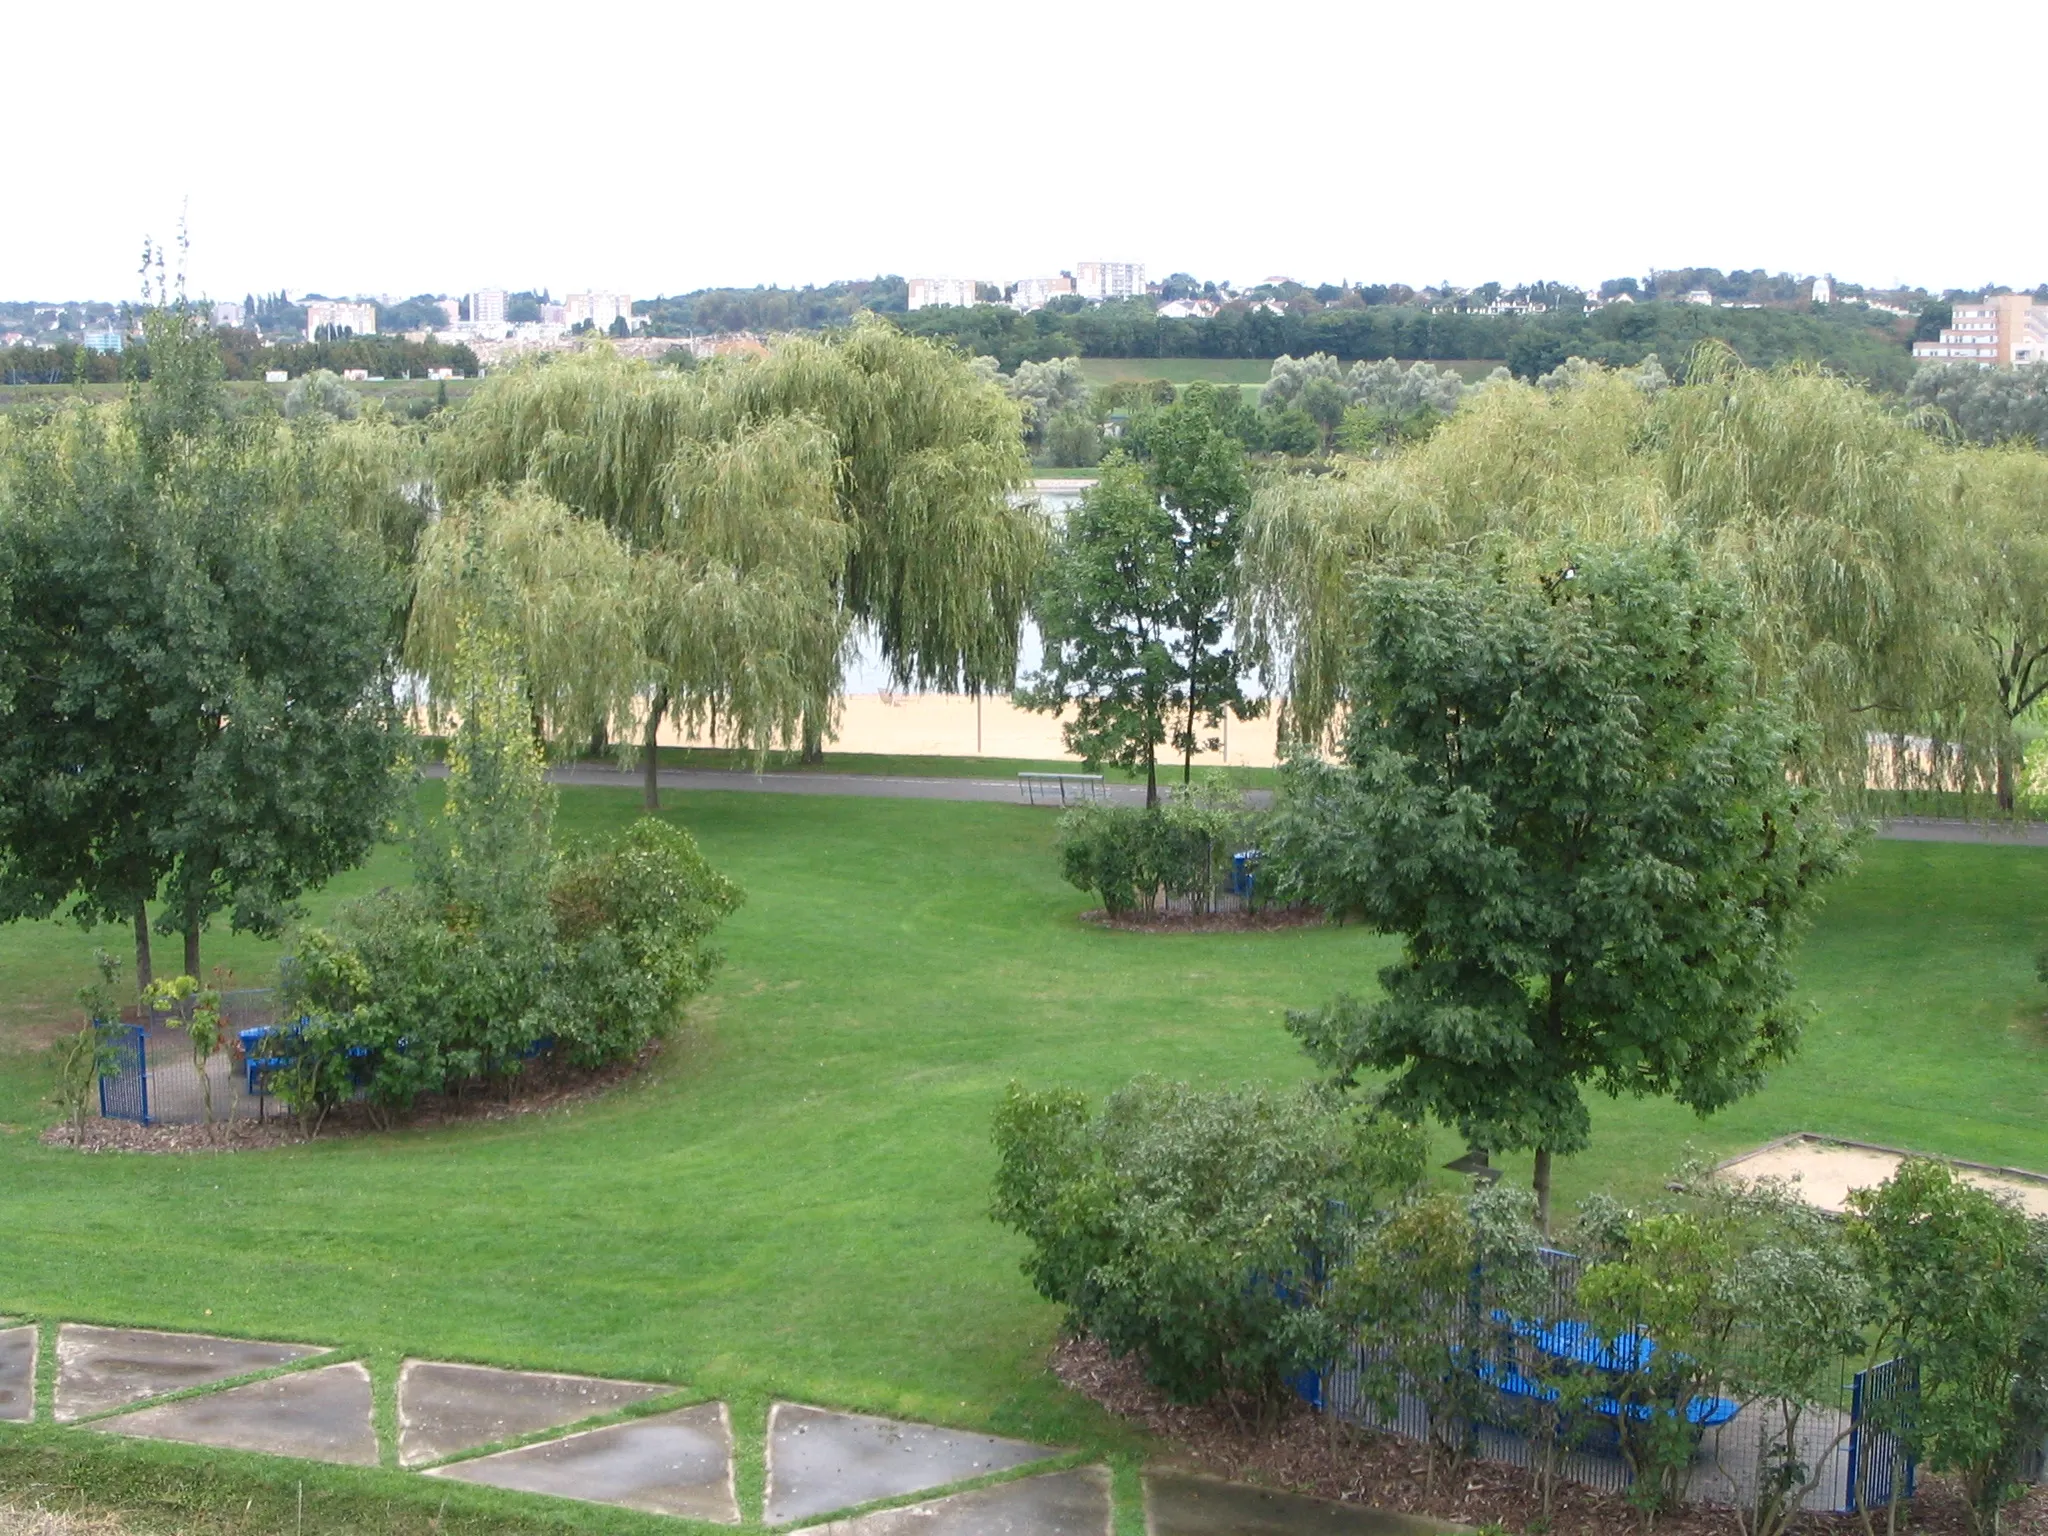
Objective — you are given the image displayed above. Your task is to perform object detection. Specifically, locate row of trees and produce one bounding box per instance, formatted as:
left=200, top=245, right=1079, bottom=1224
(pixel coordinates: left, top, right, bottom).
left=897, top=296, right=1918, bottom=382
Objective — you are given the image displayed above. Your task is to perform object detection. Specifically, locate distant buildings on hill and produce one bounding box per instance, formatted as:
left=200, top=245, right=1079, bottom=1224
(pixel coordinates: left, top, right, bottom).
left=908, top=263, right=1146, bottom=313
left=1913, top=294, right=2048, bottom=365
left=305, top=299, right=376, bottom=340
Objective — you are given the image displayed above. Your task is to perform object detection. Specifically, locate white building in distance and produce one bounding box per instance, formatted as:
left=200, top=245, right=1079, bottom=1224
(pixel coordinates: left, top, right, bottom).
left=908, top=277, right=985, bottom=310
left=1811, top=275, right=1833, bottom=304
left=1010, top=275, right=1075, bottom=312
left=565, top=292, right=636, bottom=331
left=304, top=300, right=376, bottom=340
left=1075, top=261, right=1145, bottom=301
left=208, top=298, right=246, bottom=328
left=468, top=289, right=508, bottom=326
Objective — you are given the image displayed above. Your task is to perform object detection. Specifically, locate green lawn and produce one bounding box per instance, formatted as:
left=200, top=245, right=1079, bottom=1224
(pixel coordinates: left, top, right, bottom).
left=1, top=791, right=2044, bottom=1530
left=1070, top=358, right=1508, bottom=389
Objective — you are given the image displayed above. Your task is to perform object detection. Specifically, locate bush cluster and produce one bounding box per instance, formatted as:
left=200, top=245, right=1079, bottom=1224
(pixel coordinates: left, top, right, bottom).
left=270, top=629, right=742, bottom=1130
left=1055, top=786, right=1270, bottom=916
left=993, top=1083, right=2048, bottom=1535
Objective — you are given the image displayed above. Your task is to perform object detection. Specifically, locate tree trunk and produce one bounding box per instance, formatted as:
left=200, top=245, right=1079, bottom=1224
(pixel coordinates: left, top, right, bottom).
left=800, top=709, right=825, bottom=765
left=132, top=900, right=154, bottom=995
left=642, top=687, right=669, bottom=814
left=183, top=911, right=201, bottom=981
left=1184, top=688, right=1198, bottom=785
left=1145, top=745, right=1158, bottom=808
left=1534, top=1147, right=1553, bottom=1235
left=588, top=718, right=609, bottom=761
left=1996, top=743, right=2017, bottom=813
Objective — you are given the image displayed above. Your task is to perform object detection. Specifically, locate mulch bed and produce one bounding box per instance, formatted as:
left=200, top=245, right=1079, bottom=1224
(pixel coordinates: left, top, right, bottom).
left=39, top=1040, right=663, bottom=1155
left=1081, top=906, right=1325, bottom=934
left=1052, top=1334, right=2048, bottom=1536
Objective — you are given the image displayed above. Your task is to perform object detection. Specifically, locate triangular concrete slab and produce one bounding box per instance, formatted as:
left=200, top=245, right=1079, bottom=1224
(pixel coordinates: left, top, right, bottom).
left=0, top=1325, right=35, bottom=1422
left=427, top=1401, right=737, bottom=1523
left=1144, top=1470, right=1458, bottom=1535
left=766, top=1402, right=1060, bottom=1526
left=54, top=1324, right=326, bottom=1422
left=798, top=1465, right=1112, bottom=1533
left=90, top=1361, right=377, bottom=1466
left=398, top=1359, right=670, bottom=1466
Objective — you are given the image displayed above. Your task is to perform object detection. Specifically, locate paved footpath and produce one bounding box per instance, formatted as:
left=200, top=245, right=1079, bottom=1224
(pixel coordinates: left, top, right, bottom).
left=453, top=764, right=2048, bottom=846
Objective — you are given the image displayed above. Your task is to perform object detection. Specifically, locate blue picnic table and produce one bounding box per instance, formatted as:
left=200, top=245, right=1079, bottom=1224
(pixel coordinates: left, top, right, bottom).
left=1480, top=1313, right=1737, bottom=1430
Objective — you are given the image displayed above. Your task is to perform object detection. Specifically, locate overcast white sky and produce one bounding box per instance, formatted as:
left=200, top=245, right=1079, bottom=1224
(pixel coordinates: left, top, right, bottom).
left=13, top=0, right=2044, bottom=304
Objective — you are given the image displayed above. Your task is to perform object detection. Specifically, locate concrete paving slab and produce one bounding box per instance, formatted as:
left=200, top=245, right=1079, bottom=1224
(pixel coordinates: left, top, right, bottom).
left=89, top=1361, right=376, bottom=1466
left=54, top=1324, right=327, bottom=1422
left=799, top=1465, right=1111, bottom=1534
left=0, top=1325, right=35, bottom=1422
left=427, top=1401, right=737, bottom=1523
left=397, top=1359, right=670, bottom=1466
left=766, top=1402, right=1060, bottom=1526
left=1145, top=1471, right=1458, bottom=1536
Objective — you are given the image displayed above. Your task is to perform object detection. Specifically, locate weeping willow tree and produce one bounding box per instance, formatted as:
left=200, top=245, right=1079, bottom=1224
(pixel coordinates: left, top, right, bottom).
left=421, top=323, right=1040, bottom=800
left=724, top=318, right=1046, bottom=756
left=1244, top=344, right=1974, bottom=800
left=421, top=349, right=848, bottom=807
left=1241, top=364, right=1662, bottom=744
left=1939, top=445, right=2048, bottom=809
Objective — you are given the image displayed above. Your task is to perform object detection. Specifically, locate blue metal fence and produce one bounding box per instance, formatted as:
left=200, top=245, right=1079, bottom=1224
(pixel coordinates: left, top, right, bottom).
left=1847, top=1357, right=1917, bottom=1512
left=96, top=1026, right=150, bottom=1125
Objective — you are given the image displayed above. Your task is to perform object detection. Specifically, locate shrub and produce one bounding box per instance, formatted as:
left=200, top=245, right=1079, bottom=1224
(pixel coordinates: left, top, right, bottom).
left=990, top=1077, right=1425, bottom=1406
left=1055, top=784, right=1265, bottom=916
left=1848, top=1160, right=2048, bottom=1536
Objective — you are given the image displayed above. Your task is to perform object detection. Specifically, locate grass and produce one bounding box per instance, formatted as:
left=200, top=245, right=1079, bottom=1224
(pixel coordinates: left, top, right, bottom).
left=1069, top=358, right=1509, bottom=389
left=1, top=790, right=2045, bottom=1528
left=641, top=745, right=1278, bottom=788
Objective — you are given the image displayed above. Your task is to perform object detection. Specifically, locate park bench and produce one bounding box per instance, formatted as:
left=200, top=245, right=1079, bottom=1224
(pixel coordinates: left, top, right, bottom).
left=1017, top=772, right=1106, bottom=806
left=1478, top=1314, right=1738, bottom=1432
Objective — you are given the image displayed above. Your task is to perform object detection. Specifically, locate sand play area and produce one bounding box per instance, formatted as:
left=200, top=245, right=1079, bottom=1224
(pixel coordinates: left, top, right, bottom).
left=1718, top=1134, right=2048, bottom=1218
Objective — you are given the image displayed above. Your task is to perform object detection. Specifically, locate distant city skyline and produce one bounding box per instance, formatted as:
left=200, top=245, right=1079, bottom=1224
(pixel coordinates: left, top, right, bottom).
left=10, top=0, right=2043, bottom=303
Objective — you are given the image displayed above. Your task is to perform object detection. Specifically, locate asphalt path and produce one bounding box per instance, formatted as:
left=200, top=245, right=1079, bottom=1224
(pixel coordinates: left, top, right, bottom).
left=426, top=763, right=2048, bottom=845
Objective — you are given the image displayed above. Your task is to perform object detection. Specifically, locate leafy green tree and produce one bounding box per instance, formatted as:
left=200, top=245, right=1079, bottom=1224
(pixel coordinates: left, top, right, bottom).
left=1945, top=448, right=2048, bottom=808
left=1848, top=1160, right=2048, bottom=1536
left=0, top=306, right=409, bottom=987
left=1912, top=363, right=2048, bottom=450
left=1274, top=544, right=1851, bottom=1227
left=1023, top=391, right=1260, bottom=802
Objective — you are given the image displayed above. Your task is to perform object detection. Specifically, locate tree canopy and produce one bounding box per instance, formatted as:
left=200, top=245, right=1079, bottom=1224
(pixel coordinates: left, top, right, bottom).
left=1271, top=543, right=1850, bottom=1226
left=0, top=306, right=412, bottom=988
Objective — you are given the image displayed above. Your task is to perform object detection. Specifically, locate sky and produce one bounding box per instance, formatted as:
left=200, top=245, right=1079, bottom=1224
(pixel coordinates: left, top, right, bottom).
left=13, top=0, right=2045, bottom=305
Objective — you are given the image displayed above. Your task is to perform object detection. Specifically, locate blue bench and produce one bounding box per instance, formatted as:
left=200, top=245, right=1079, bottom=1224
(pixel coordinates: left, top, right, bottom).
left=1476, top=1315, right=1737, bottom=1431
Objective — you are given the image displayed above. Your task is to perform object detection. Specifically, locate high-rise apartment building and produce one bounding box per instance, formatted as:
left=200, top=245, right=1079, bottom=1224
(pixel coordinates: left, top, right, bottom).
left=564, top=292, right=636, bottom=331
left=468, top=289, right=508, bottom=326
left=304, top=300, right=377, bottom=340
left=907, top=277, right=983, bottom=310
left=1010, top=276, right=1075, bottom=312
left=1074, top=261, right=1144, bottom=301
left=1914, top=294, right=2048, bottom=365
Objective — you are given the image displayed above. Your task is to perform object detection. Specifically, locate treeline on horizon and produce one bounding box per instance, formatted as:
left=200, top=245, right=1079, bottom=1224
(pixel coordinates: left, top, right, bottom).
left=0, top=330, right=480, bottom=386
left=633, top=275, right=1931, bottom=386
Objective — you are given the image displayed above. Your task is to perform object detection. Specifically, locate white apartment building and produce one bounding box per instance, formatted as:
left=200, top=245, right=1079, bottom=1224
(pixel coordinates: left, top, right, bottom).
left=564, top=292, right=636, bottom=331
left=1914, top=294, right=2048, bottom=365
left=208, top=299, right=246, bottom=328
left=908, top=277, right=984, bottom=310
left=1810, top=275, right=1833, bottom=304
left=1010, top=275, right=1075, bottom=312
left=1074, top=261, right=1145, bottom=301
left=304, top=300, right=376, bottom=340
left=468, top=289, right=508, bottom=326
